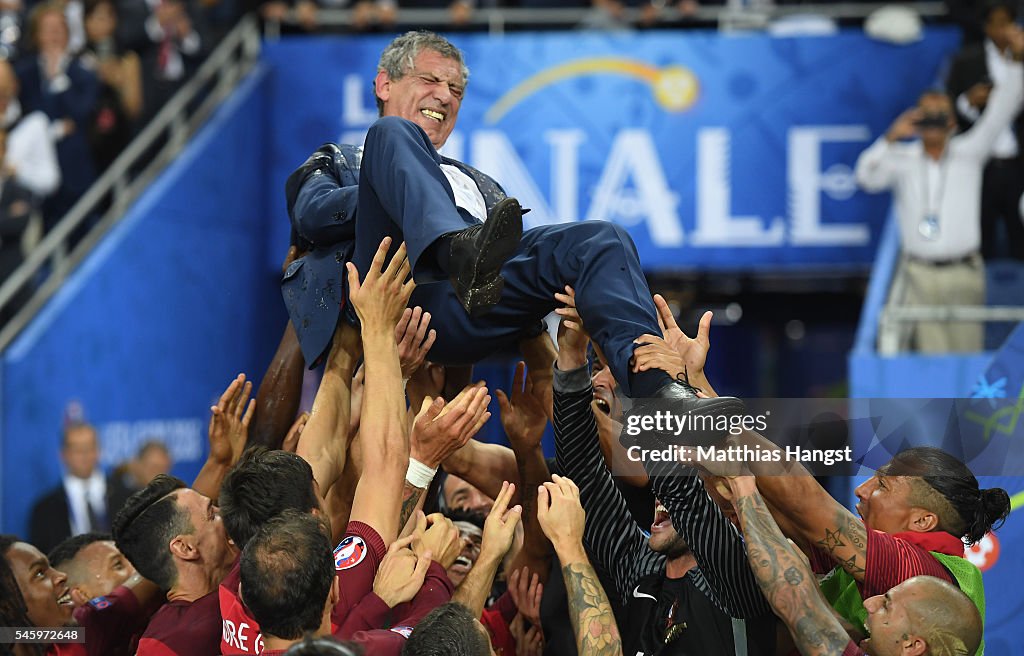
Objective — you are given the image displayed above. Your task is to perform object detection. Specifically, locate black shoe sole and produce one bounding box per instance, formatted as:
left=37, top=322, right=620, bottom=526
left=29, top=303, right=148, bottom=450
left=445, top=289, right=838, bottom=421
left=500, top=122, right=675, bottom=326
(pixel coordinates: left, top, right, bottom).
left=454, top=198, right=524, bottom=317
left=623, top=395, right=747, bottom=450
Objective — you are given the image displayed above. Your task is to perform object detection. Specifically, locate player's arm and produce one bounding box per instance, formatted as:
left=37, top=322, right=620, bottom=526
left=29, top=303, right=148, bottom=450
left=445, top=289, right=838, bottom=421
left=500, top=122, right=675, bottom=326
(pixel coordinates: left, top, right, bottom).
left=721, top=476, right=852, bottom=656
left=194, top=374, right=254, bottom=501
left=247, top=246, right=308, bottom=450
left=345, top=238, right=415, bottom=545
left=537, top=475, right=622, bottom=656
left=452, top=481, right=522, bottom=618
left=401, top=383, right=491, bottom=532
left=498, top=361, right=555, bottom=585
left=729, top=431, right=868, bottom=581
left=442, top=439, right=520, bottom=501
left=297, top=320, right=361, bottom=495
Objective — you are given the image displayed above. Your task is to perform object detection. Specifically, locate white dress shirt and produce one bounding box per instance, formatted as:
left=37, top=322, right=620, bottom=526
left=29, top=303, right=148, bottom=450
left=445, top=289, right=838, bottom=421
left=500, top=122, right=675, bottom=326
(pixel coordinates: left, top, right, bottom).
left=955, top=39, right=1021, bottom=159
left=440, top=163, right=488, bottom=222
left=3, top=105, right=61, bottom=197
left=63, top=471, right=107, bottom=535
left=856, top=60, right=1024, bottom=261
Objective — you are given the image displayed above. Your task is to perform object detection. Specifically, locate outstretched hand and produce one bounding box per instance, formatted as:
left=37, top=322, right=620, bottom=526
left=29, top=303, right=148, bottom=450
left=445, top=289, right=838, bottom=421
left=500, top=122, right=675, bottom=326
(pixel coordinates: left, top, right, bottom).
left=396, top=306, right=436, bottom=379
left=480, top=481, right=523, bottom=563
left=496, top=361, right=548, bottom=453
left=536, top=474, right=585, bottom=557
left=346, top=237, right=415, bottom=330
left=410, top=383, right=491, bottom=468
left=208, top=373, right=255, bottom=465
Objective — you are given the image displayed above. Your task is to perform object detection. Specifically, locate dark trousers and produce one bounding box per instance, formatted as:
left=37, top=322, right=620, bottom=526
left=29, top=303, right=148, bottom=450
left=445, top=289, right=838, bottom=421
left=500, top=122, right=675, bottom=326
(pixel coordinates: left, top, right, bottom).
left=355, top=116, right=663, bottom=395
left=980, top=158, right=1024, bottom=261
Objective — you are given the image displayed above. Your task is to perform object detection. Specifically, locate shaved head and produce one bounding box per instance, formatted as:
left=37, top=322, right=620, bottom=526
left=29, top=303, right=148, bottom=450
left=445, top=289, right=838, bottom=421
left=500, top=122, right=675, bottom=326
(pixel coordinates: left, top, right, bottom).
left=903, top=576, right=982, bottom=656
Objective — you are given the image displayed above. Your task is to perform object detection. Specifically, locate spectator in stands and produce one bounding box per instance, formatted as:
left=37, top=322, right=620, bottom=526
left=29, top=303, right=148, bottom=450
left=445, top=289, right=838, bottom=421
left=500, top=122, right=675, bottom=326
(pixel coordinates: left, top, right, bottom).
left=715, top=475, right=984, bottom=656
left=0, top=59, right=61, bottom=201
left=258, top=0, right=319, bottom=31
left=0, top=126, right=35, bottom=323
left=855, top=24, right=1024, bottom=353
left=29, top=421, right=118, bottom=554
left=16, top=1, right=99, bottom=229
left=947, top=0, right=1024, bottom=261
left=239, top=511, right=361, bottom=655
left=108, top=439, right=172, bottom=512
left=136, top=0, right=204, bottom=126
left=80, top=0, right=143, bottom=172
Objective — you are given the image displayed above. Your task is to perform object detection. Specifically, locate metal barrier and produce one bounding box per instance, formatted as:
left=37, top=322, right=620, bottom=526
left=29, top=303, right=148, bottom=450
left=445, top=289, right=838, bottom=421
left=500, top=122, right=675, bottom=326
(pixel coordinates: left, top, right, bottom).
left=877, top=257, right=1024, bottom=355
left=265, top=2, right=949, bottom=36
left=0, top=14, right=262, bottom=352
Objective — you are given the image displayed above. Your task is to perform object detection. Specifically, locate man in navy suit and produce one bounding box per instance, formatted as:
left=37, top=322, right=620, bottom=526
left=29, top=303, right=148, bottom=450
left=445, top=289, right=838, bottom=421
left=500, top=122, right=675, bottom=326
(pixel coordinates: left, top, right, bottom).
left=286, top=31, right=740, bottom=426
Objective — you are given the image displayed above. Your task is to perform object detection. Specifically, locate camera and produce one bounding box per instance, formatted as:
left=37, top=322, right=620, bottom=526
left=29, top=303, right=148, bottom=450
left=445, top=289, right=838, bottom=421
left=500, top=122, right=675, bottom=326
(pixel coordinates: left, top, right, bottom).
left=915, top=112, right=950, bottom=129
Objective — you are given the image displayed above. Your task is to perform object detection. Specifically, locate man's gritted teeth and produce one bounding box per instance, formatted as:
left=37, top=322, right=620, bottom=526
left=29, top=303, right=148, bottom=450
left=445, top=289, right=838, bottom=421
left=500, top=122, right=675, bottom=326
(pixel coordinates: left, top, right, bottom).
left=651, top=502, right=672, bottom=533
left=421, top=108, right=445, bottom=122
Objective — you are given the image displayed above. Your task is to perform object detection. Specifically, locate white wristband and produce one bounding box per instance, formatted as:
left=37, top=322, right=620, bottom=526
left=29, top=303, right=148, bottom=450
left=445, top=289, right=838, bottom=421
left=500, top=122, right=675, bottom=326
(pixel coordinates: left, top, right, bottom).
left=405, top=457, right=437, bottom=489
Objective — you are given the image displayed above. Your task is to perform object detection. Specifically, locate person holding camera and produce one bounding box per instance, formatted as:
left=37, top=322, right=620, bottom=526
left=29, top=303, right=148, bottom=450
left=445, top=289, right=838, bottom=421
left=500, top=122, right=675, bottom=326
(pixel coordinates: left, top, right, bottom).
left=855, top=23, right=1024, bottom=353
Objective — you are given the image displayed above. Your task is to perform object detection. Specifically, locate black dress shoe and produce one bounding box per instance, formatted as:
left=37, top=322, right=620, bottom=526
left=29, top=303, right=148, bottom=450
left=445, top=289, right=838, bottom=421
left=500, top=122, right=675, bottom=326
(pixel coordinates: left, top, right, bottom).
left=448, top=197, right=525, bottom=317
left=622, top=380, right=747, bottom=450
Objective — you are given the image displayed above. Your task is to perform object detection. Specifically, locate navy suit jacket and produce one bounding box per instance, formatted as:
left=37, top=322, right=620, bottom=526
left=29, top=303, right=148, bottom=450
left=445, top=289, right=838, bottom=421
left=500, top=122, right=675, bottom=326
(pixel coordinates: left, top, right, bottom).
left=15, top=57, right=99, bottom=196
left=283, top=142, right=508, bottom=366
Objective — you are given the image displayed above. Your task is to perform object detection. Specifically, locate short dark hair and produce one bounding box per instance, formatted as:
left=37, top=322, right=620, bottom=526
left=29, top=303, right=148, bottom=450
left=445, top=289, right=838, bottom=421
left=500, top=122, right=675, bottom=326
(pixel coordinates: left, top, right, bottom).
left=240, top=511, right=334, bottom=641
left=284, top=635, right=362, bottom=655
left=111, top=474, right=190, bottom=589
left=219, top=447, right=320, bottom=549
left=61, top=421, right=96, bottom=449
left=402, top=603, right=491, bottom=656
left=48, top=532, right=112, bottom=570
left=443, top=508, right=485, bottom=531
left=137, top=440, right=169, bottom=460
left=984, top=0, right=1017, bottom=22
left=883, top=447, right=1011, bottom=544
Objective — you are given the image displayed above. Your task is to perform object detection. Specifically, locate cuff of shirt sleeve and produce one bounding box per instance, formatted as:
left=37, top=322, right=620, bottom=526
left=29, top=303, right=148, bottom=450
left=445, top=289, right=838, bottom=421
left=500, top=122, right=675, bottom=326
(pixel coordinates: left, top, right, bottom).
left=553, top=361, right=591, bottom=394
left=357, top=592, right=393, bottom=618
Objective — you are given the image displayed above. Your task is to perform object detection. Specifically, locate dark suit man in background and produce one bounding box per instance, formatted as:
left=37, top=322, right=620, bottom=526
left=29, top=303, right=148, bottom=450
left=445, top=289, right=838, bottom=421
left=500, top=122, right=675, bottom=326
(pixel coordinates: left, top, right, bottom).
left=29, top=422, right=117, bottom=553
left=947, top=0, right=1024, bottom=260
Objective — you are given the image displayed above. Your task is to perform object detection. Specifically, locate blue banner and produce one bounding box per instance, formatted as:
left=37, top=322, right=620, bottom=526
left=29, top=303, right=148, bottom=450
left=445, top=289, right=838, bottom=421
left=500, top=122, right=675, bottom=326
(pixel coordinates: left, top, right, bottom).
left=263, top=28, right=960, bottom=272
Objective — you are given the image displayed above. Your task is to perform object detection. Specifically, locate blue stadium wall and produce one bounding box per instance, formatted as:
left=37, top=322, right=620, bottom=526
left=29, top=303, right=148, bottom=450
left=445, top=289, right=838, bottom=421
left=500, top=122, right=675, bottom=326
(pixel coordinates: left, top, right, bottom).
left=0, top=66, right=281, bottom=539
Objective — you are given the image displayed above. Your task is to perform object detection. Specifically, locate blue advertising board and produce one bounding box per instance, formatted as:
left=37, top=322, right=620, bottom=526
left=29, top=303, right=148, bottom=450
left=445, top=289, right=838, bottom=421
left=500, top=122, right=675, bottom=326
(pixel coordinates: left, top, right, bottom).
left=263, top=28, right=960, bottom=272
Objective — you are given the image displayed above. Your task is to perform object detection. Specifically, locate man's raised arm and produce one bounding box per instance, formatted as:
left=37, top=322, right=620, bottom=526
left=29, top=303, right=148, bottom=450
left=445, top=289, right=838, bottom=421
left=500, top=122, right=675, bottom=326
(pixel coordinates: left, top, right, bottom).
left=345, top=237, right=416, bottom=545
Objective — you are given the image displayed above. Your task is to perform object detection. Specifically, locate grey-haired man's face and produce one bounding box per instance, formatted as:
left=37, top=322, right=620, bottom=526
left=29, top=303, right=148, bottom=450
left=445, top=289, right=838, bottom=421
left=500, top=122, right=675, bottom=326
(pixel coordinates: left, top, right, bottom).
left=375, top=49, right=464, bottom=149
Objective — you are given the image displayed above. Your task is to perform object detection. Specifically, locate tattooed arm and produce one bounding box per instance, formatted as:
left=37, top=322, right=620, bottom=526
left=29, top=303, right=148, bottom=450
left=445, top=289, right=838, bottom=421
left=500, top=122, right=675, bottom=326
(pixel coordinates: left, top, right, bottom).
left=720, top=431, right=868, bottom=581
left=723, top=476, right=854, bottom=656
left=537, top=475, right=623, bottom=656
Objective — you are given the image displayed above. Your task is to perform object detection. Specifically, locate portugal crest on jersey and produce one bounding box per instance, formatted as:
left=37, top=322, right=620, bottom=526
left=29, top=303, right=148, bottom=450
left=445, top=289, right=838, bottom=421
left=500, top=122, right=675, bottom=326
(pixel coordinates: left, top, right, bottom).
left=334, top=535, right=367, bottom=570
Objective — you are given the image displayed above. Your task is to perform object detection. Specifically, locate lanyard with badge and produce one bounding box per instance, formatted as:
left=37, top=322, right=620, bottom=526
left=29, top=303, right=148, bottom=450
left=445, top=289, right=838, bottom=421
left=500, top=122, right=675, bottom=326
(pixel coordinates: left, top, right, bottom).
left=919, top=156, right=948, bottom=240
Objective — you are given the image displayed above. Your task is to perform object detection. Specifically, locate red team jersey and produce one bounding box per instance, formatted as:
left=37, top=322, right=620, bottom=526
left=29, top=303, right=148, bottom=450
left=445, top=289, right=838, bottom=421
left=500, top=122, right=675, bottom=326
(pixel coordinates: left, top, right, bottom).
left=219, top=521, right=455, bottom=656
left=220, top=521, right=387, bottom=655
left=137, top=590, right=222, bottom=656
left=45, top=584, right=158, bottom=656
left=809, top=527, right=960, bottom=596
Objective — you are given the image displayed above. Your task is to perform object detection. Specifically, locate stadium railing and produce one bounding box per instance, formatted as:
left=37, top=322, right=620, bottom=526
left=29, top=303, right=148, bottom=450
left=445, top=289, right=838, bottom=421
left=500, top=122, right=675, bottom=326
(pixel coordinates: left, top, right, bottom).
left=0, top=14, right=262, bottom=352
